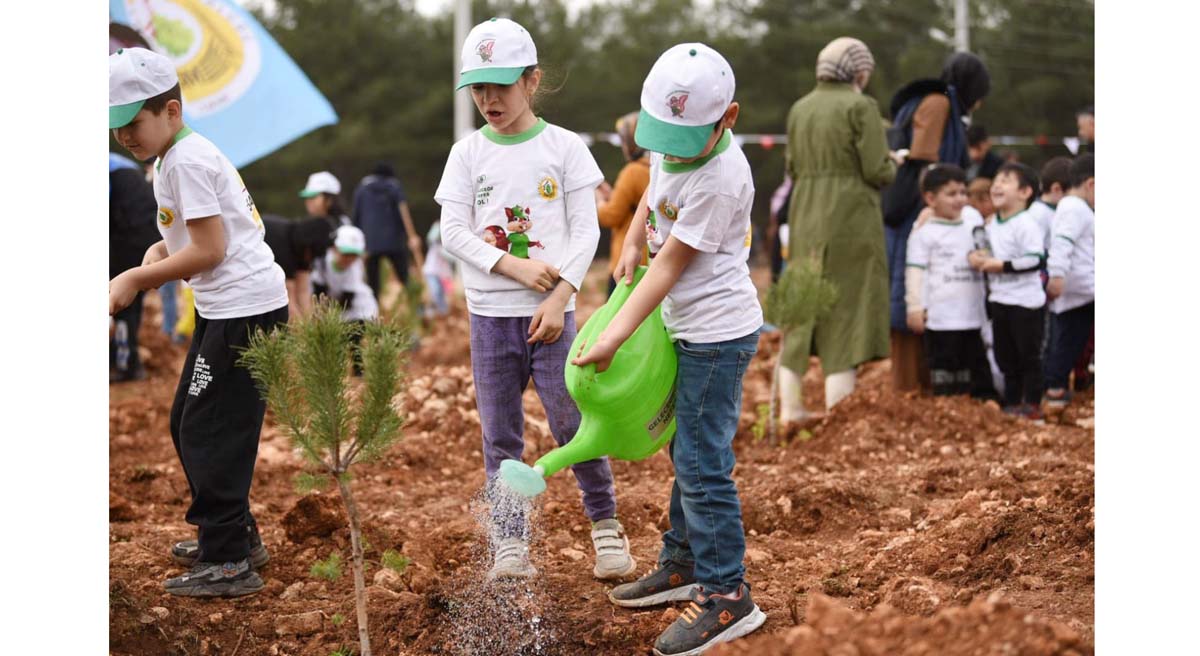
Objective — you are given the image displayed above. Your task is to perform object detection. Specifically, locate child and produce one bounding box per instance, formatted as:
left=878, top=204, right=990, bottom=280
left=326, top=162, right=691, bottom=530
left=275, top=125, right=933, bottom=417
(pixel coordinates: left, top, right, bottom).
left=109, top=48, right=288, bottom=597
left=432, top=17, right=635, bottom=582
left=596, top=111, right=652, bottom=296
left=968, top=162, right=1046, bottom=417
left=967, top=176, right=995, bottom=219
left=1028, top=157, right=1073, bottom=255
left=573, top=43, right=766, bottom=655
left=1042, top=154, right=1095, bottom=421
left=905, top=164, right=996, bottom=399
left=422, top=221, right=456, bottom=319
left=310, top=225, right=379, bottom=375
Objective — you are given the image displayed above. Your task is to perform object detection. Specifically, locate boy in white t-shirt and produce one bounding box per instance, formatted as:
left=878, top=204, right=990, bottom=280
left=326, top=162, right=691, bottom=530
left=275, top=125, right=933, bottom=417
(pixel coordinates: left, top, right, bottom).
left=109, top=48, right=288, bottom=598
left=1042, top=154, right=1095, bottom=422
left=905, top=164, right=996, bottom=399
left=968, top=162, right=1046, bottom=417
left=573, top=43, right=766, bottom=656
left=311, top=226, right=379, bottom=376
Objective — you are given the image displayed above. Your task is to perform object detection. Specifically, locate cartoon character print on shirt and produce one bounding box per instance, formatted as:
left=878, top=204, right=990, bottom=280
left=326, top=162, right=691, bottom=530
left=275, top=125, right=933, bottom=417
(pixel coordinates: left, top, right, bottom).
left=645, top=210, right=659, bottom=245
left=504, top=205, right=544, bottom=259
left=481, top=225, right=509, bottom=251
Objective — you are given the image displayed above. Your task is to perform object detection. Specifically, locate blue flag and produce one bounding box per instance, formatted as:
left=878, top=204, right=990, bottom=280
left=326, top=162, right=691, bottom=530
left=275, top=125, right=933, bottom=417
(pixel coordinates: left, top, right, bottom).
left=109, top=0, right=337, bottom=168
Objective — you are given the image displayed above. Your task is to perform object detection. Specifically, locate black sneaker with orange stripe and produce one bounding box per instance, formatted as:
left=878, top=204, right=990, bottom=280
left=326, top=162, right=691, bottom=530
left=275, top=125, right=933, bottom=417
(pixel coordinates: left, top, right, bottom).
left=652, top=583, right=765, bottom=656
left=608, top=560, right=696, bottom=608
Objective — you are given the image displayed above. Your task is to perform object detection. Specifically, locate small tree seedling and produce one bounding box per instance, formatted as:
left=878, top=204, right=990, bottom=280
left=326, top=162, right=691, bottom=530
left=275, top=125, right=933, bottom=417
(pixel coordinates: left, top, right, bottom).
left=241, top=300, right=410, bottom=656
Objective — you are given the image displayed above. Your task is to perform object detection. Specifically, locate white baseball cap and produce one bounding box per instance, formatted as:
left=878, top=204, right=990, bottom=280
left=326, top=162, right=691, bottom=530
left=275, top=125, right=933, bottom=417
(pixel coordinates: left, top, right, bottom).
left=456, top=17, right=537, bottom=90
left=299, top=171, right=341, bottom=198
left=109, top=47, right=179, bottom=129
left=334, top=225, right=366, bottom=255
left=636, top=43, right=736, bottom=158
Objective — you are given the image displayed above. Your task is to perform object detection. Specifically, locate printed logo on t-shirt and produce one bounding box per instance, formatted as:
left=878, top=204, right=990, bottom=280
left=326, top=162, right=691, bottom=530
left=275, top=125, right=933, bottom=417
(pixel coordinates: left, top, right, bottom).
left=158, top=207, right=176, bottom=228
left=480, top=205, right=545, bottom=260
left=657, top=199, right=679, bottom=221
left=667, top=91, right=689, bottom=118
left=476, top=39, right=495, bottom=63
left=537, top=175, right=558, bottom=200
left=234, top=172, right=263, bottom=229
left=476, top=175, right=494, bottom=207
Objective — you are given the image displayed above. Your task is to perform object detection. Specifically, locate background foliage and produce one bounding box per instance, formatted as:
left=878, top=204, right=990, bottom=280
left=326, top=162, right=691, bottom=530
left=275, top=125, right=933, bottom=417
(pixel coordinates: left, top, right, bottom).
left=230, top=0, right=1093, bottom=260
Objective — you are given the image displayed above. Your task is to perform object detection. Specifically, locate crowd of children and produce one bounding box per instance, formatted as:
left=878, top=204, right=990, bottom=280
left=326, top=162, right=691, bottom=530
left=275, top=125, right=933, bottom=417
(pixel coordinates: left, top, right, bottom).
left=907, top=153, right=1096, bottom=421
left=111, top=17, right=1093, bottom=654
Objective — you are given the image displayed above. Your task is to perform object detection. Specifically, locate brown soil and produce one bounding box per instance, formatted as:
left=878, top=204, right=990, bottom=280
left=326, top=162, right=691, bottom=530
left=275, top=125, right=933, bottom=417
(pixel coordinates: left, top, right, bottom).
left=110, top=264, right=1094, bottom=656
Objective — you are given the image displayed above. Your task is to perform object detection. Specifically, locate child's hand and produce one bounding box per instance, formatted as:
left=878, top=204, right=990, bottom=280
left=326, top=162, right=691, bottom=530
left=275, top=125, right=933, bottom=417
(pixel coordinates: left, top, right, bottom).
left=1046, top=276, right=1065, bottom=300
left=496, top=255, right=559, bottom=292
left=571, top=334, right=619, bottom=373
left=906, top=310, right=926, bottom=334
left=528, top=296, right=566, bottom=344
left=967, top=250, right=1000, bottom=272
left=915, top=206, right=934, bottom=229
left=612, top=244, right=644, bottom=286
left=109, top=270, right=142, bottom=316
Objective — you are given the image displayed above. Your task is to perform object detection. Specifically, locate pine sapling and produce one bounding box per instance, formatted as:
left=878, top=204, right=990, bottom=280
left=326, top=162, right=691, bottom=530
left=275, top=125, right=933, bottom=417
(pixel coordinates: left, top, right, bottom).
left=764, top=258, right=839, bottom=443
left=240, top=300, right=409, bottom=656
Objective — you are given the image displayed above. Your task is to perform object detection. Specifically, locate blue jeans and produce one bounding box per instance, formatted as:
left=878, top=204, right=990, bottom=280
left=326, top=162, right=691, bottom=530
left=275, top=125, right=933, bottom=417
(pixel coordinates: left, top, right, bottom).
left=1044, top=302, right=1094, bottom=391
left=659, top=328, right=759, bottom=594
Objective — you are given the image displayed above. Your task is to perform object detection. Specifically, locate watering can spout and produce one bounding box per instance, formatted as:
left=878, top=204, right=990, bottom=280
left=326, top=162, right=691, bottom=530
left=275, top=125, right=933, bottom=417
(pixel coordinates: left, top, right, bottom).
left=498, top=266, right=678, bottom=498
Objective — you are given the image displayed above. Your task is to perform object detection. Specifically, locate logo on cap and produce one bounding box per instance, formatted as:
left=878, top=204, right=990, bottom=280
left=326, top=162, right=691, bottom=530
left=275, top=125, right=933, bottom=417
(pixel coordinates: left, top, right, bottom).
left=477, top=39, right=496, bottom=63
left=668, top=92, right=689, bottom=118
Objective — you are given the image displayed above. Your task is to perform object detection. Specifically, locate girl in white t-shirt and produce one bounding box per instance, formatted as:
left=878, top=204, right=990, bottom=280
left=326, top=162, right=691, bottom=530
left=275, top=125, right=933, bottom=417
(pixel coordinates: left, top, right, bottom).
left=432, top=18, right=633, bottom=582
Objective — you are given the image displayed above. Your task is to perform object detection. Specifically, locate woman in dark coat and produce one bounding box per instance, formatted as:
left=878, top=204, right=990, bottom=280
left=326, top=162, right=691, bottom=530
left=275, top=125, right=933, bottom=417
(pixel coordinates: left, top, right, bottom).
left=883, top=52, right=990, bottom=393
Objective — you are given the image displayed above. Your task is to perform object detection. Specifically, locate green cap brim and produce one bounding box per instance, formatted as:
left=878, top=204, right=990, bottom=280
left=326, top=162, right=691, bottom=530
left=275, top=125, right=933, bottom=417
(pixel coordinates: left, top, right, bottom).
left=456, top=66, right=526, bottom=90
left=109, top=100, right=145, bottom=129
left=634, top=108, right=715, bottom=159
left=336, top=246, right=364, bottom=255
left=298, top=190, right=321, bottom=198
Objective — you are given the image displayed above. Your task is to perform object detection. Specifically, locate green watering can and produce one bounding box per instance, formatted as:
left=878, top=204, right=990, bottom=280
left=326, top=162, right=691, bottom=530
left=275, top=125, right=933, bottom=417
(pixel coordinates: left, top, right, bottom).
left=499, top=266, right=677, bottom=497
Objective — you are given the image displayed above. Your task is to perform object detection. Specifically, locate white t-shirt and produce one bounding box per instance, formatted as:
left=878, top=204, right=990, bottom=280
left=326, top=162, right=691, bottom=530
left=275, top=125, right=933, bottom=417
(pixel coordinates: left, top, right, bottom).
left=153, top=129, right=287, bottom=319
left=984, top=209, right=1047, bottom=309
left=1027, top=199, right=1055, bottom=254
left=644, top=131, right=763, bottom=343
left=433, top=118, right=603, bottom=317
left=1047, top=195, right=1095, bottom=313
left=906, top=208, right=988, bottom=330
left=311, top=252, right=379, bottom=322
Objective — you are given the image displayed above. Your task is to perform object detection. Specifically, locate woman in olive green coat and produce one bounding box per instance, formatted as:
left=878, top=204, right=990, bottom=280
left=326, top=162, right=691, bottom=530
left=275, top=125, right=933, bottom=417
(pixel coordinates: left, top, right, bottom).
left=779, top=37, right=896, bottom=421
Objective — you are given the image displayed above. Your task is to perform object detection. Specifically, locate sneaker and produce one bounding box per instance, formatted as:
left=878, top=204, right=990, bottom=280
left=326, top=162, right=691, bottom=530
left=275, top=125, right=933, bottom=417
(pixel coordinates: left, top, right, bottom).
left=172, top=530, right=270, bottom=569
left=1042, top=388, right=1068, bottom=424
left=591, top=518, right=637, bottom=580
left=488, top=537, right=536, bottom=580
left=609, top=560, right=696, bottom=608
left=163, top=558, right=264, bottom=598
left=652, top=584, right=766, bottom=656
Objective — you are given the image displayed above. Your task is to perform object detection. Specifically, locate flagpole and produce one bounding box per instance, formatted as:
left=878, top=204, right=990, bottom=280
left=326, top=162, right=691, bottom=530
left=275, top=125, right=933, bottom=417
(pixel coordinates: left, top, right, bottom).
left=453, top=0, right=473, bottom=141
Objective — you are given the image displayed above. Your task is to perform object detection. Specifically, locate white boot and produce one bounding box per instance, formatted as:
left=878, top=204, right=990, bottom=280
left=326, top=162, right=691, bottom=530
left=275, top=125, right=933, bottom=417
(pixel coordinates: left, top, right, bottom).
left=778, top=365, right=808, bottom=423
left=825, top=369, right=857, bottom=410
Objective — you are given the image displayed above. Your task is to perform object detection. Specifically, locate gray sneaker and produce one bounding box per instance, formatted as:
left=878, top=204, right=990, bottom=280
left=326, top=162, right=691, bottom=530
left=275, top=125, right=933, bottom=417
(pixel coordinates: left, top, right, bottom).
left=487, top=537, right=537, bottom=580
left=171, top=533, right=269, bottom=569
left=163, top=558, right=264, bottom=598
left=591, top=518, right=637, bottom=580
left=609, top=560, right=696, bottom=608
left=652, top=583, right=766, bottom=656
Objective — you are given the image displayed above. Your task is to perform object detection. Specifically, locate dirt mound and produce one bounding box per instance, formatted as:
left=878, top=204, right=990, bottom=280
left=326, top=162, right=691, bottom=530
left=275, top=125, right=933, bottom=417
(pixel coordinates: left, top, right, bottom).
left=710, top=592, right=1090, bottom=656
left=283, top=493, right=347, bottom=542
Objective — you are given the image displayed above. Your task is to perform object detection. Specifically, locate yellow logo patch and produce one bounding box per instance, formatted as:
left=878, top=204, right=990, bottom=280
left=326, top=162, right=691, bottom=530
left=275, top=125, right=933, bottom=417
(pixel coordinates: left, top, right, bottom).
left=158, top=207, right=176, bottom=227
left=538, top=176, right=558, bottom=200
left=657, top=199, right=679, bottom=221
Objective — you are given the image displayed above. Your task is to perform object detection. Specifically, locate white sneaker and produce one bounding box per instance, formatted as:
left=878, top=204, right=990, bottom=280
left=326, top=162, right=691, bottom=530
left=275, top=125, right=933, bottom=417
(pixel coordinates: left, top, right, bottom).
left=591, top=518, right=637, bottom=580
left=488, top=537, right=537, bottom=580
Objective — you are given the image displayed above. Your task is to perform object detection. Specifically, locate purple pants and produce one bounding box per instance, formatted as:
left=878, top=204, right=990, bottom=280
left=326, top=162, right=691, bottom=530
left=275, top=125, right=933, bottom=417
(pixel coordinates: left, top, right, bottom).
left=470, top=311, right=617, bottom=529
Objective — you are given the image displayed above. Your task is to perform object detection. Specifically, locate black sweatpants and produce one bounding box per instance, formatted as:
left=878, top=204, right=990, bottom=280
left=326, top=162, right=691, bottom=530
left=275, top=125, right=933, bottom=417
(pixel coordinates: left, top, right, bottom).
left=169, top=304, right=288, bottom=562
left=1044, top=302, right=1095, bottom=391
left=990, top=302, right=1045, bottom=406
left=366, top=250, right=409, bottom=300
left=923, top=328, right=997, bottom=400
